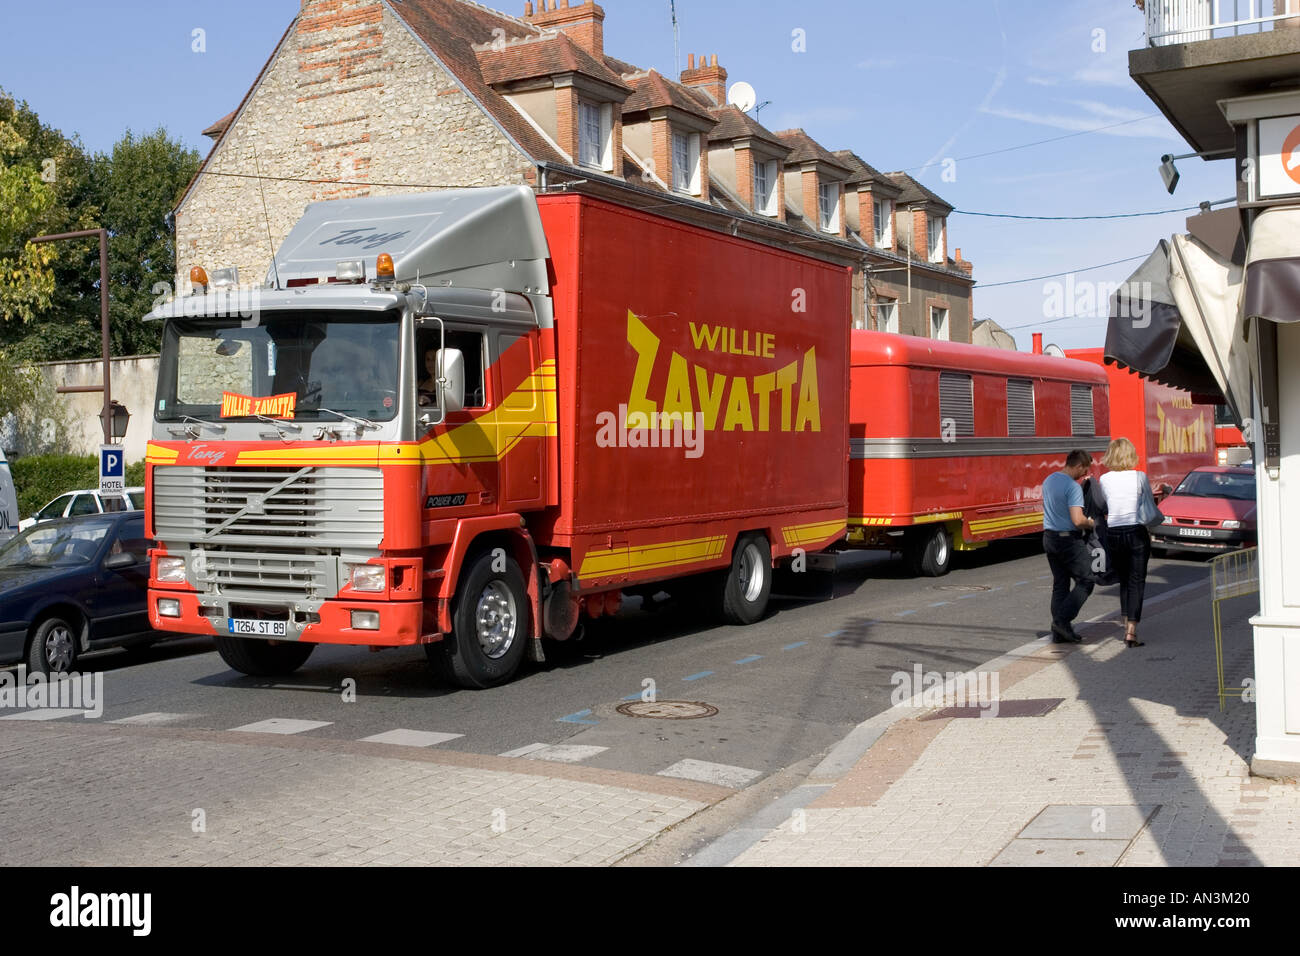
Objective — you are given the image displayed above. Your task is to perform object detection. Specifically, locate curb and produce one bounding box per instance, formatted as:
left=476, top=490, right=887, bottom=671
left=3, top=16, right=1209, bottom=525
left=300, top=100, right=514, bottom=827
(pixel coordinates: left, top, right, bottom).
left=683, top=573, right=1211, bottom=866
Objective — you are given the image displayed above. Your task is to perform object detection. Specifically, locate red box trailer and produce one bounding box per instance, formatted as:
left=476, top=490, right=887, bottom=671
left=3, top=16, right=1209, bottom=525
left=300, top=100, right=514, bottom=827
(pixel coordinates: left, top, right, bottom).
left=143, top=186, right=851, bottom=687
left=1067, top=348, right=1215, bottom=495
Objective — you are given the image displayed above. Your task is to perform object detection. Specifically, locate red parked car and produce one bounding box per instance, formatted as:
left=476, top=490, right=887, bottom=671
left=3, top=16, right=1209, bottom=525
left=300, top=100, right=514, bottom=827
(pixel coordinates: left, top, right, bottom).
left=1150, top=466, right=1256, bottom=555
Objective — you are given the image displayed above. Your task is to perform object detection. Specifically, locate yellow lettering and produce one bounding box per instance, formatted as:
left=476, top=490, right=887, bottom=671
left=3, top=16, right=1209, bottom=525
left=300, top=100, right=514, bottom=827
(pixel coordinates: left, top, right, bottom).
left=752, top=372, right=775, bottom=431
left=626, top=310, right=660, bottom=428
left=761, top=333, right=775, bottom=359
left=689, top=322, right=722, bottom=351
left=1156, top=404, right=1167, bottom=454
left=722, top=376, right=754, bottom=432
left=661, top=351, right=695, bottom=430
left=694, top=366, right=727, bottom=430
left=775, top=361, right=798, bottom=431
left=796, top=347, right=821, bottom=432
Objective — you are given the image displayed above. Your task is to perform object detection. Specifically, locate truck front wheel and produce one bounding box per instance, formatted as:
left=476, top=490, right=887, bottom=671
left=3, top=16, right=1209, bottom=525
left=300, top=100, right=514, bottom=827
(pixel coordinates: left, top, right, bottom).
left=719, top=533, right=772, bottom=625
left=432, top=548, right=529, bottom=689
left=214, top=635, right=315, bottom=676
left=904, top=524, right=952, bottom=577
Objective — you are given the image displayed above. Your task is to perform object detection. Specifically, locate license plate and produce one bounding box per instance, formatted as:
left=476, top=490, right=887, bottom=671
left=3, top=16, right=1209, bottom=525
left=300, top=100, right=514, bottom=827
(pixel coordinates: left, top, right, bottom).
left=1178, top=528, right=1214, bottom=538
left=228, top=618, right=288, bottom=636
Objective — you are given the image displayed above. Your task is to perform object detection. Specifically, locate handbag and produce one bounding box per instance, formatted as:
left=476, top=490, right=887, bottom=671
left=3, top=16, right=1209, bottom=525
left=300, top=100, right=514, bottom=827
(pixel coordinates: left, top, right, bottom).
left=1135, top=471, right=1164, bottom=530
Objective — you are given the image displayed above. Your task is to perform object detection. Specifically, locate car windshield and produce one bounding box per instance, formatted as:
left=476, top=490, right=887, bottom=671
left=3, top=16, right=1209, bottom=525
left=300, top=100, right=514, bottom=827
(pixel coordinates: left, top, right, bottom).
left=1174, top=471, right=1256, bottom=501
left=157, top=309, right=400, bottom=424
left=0, top=519, right=112, bottom=568
left=128, top=490, right=145, bottom=509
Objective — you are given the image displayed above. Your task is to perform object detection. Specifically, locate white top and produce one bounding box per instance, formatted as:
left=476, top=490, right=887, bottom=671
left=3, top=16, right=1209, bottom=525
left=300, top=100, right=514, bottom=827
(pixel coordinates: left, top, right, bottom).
left=1100, top=470, right=1146, bottom=528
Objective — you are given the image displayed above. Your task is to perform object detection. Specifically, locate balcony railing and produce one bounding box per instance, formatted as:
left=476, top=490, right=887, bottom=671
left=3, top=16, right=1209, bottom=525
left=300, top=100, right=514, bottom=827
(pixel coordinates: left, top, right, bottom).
left=1144, top=0, right=1300, bottom=45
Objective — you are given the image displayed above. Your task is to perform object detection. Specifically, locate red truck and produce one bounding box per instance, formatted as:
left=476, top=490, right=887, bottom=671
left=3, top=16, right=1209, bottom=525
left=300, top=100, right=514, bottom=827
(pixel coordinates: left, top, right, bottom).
left=1067, top=347, right=1215, bottom=496
left=144, top=186, right=851, bottom=687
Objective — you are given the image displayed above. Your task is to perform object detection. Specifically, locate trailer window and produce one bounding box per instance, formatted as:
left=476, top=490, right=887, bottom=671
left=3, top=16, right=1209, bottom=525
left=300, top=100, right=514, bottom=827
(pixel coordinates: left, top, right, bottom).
left=1070, top=385, right=1095, bottom=436
left=938, top=372, right=974, bottom=437
left=1007, top=379, right=1035, bottom=436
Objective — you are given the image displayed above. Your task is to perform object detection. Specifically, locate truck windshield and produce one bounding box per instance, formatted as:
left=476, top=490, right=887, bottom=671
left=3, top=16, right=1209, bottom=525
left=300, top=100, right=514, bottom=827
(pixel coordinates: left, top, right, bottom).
left=157, top=310, right=400, bottom=424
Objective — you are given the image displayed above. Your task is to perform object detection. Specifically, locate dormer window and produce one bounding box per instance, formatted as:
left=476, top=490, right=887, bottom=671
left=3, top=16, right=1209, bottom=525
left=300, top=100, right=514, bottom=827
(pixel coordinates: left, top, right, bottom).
left=578, top=98, right=611, bottom=170
left=671, top=129, right=701, bottom=194
left=873, top=197, right=894, bottom=248
left=927, top=214, right=945, bottom=263
left=818, top=181, right=840, bottom=233
left=753, top=158, right=778, bottom=216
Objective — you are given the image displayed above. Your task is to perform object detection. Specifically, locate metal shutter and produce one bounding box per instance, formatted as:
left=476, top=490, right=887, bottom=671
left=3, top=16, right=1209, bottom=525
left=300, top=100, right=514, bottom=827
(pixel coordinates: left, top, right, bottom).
left=1070, top=385, right=1095, bottom=436
left=939, top=372, right=974, bottom=437
left=1007, top=378, right=1035, bottom=436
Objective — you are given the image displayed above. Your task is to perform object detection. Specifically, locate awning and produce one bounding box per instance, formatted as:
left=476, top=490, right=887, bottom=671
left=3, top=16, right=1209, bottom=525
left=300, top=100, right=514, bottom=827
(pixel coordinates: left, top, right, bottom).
left=1243, top=206, right=1300, bottom=324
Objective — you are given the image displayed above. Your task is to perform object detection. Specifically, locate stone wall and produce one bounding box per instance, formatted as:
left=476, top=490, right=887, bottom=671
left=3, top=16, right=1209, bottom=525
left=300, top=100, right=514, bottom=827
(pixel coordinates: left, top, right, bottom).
left=174, top=0, right=534, bottom=292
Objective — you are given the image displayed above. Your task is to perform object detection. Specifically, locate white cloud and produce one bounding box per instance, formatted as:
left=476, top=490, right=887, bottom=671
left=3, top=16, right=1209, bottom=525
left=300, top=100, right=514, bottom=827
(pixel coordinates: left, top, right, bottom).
left=978, top=101, right=1179, bottom=141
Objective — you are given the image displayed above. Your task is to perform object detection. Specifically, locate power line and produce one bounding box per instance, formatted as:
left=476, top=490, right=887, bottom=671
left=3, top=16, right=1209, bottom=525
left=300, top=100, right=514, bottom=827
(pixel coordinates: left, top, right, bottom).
left=899, top=114, right=1161, bottom=172
left=954, top=204, right=1203, bottom=221
left=975, top=253, right=1147, bottom=289
left=1001, top=312, right=1112, bottom=332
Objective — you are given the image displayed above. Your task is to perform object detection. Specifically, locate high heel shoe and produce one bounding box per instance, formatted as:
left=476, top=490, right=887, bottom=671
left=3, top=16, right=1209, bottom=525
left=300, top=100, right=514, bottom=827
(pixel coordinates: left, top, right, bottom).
left=1124, top=624, right=1144, bottom=648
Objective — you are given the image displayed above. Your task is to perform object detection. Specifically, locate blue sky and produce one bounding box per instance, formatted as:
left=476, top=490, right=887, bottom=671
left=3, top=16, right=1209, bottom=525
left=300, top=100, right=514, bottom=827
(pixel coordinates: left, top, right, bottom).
left=0, top=0, right=1230, bottom=350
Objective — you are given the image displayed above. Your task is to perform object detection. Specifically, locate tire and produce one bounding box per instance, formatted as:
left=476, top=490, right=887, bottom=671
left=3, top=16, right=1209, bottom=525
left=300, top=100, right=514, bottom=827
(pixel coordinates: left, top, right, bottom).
left=431, top=548, right=529, bottom=688
left=27, top=615, right=79, bottom=676
left=905, top=524, right=952, bottom=577
left=719, top=533, right=772, bottom=625
left=214, top=634, right=315, bottom=676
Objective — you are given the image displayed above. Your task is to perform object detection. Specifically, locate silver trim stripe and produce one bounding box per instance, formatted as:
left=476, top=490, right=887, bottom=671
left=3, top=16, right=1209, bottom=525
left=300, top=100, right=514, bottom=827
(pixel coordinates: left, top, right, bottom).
left=849, top=437, right=1111, bottom=459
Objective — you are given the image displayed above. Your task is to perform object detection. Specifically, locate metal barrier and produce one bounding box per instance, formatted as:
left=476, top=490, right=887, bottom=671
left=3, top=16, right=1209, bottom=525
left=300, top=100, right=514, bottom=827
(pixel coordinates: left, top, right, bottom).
left=1210, top=546, right=1259, bottom=711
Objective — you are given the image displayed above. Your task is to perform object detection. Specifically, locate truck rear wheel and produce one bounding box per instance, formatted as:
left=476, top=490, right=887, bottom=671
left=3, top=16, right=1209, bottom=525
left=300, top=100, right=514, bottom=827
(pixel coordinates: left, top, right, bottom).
left=432, top=548, right=529, bottom=689
left=719, top=533, right=772, bottom=625
left=905, top=524, right=952, bottom=577
left=214, top=635, right=315, bottom=676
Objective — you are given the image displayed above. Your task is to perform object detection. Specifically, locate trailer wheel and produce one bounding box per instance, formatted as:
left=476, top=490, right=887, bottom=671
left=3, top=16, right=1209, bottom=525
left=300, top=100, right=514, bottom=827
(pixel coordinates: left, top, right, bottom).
left=214, top=635, right=315, bottom=676
left=719, top=533, right=772, bottom=625
left=434, top=548, right=529, bottom=689
left=905, top=524, right=952, bottom=577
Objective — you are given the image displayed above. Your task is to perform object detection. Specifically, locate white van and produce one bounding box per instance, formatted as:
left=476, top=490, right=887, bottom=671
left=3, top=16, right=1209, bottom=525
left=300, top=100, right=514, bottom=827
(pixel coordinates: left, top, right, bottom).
left=0, top=449, right=18, bottom=544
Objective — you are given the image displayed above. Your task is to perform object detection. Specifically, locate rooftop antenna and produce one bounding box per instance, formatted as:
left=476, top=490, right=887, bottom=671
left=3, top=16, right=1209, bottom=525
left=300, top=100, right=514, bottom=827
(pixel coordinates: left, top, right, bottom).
left=670, top=0, right=679, bottom=76
left=253, top=145, right=281, bottom=291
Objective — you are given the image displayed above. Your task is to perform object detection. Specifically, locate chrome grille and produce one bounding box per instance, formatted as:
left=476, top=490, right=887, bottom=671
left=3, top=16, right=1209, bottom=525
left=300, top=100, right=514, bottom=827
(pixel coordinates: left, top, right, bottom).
left=153, top=465, right=383, bottom=549
left=198, top=548, right=335, bottom=600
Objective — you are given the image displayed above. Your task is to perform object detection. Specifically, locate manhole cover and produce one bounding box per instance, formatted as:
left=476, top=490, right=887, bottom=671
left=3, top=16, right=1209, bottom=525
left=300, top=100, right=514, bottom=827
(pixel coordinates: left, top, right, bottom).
left=935, top=584, right=991, bottom=592
left=616, top=700, right=718, bottom=719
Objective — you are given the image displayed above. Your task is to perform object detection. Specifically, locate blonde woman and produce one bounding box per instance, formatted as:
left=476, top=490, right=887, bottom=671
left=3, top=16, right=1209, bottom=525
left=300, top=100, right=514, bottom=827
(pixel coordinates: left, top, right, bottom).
left=1099, top=438, right=1152, bottom=647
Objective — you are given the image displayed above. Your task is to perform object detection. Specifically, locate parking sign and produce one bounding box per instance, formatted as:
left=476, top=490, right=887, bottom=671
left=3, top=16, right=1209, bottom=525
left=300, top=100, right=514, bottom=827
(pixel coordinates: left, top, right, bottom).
left=100, top=445, right=124, bottom=495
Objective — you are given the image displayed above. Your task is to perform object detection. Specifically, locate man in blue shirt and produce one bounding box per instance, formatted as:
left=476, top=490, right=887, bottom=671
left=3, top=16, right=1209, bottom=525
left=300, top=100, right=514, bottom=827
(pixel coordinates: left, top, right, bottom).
left=1041, top=450, right=1098, bottom=643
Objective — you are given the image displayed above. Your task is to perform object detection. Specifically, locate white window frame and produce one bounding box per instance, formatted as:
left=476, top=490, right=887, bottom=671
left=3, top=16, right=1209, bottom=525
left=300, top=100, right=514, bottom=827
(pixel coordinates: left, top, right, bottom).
left=753, top=158, right=777, bottom=215
left=873, top=197, right=893, bottom=248
left=818, top=181, right=840, bottom=233
left=577, top=98, right=611, bottom=171
left=927, top=215, right=945, bottom=263
left=875, top=299, right=899, bottom=334
left=671, top=130, right=701, bottom=194
left=930, top=306, right=949, bottom=341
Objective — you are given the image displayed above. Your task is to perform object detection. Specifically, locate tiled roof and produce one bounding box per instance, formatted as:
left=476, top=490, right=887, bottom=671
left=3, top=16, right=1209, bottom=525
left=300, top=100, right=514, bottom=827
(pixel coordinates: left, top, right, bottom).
left=707, top=106, right=789, bottom=154
left=201, top=111, right=236, bottom=139
left=772, top=128, right=851, bottom=173
left=885, top=171, right=954, bottom=211
left=833, top=149, right=900, bottom=192
left=475, top=31, right=631, bottom=90
left=621, top=70, right=716, bottom=123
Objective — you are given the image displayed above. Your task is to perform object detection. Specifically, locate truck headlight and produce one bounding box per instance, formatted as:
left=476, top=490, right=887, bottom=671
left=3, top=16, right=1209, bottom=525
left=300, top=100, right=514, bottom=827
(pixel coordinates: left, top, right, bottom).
left=1221, top=520, right=1241, bottom=529
left=156, top=556, right=187, bottom=583
left=157, top=598, right=181, bottom=617
left=348, top=564, right=385, bottom=592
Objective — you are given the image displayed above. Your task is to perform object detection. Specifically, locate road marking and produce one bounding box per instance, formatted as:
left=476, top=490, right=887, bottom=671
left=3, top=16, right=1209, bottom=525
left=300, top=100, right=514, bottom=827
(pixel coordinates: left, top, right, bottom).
left=1013, top=580, right=1029, bottom=587
left=930, top=601, right=950, bottom=607
left=782, top=641, right=808, bottom=650
left=557, top=708, right=598, bottom=725
left=895, top=609, right=918, bottom=616
left=621, top=692, right=643, bottom=701
left=521, top=744, right=609, bottom=764
left=499, top=742, right=550, bottom=758
left=229, top=718, right=332, bottom=735
left=110, top=712, right=198, bottom=726
left=658, top=758, right=762, bottom=789
left=958, top=593, right=979, bottom=600
left=733, top=655, right=763, bottom=665
left=267, top=684, right=336, bottom=692
left=682, top=671, right=713, bottom=682
left=0, top=708, right=88, bottom=721
left=822, top=630, right=842, bottom=638
left=989, top=586, right=1005, bottom=592
left=360, top=729, right=463, bottom=747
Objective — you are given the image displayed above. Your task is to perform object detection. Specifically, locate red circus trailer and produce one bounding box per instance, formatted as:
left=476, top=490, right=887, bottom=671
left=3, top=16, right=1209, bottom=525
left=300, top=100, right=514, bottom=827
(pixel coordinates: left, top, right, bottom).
left=143, top=186, right=851, bottom=688
left=1066, top=347, right=1216, bottom=495
left=846, top=332, right=1110, bottom=575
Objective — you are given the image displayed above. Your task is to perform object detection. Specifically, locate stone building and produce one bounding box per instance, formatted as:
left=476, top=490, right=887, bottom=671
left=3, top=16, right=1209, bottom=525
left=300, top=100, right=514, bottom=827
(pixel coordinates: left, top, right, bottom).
left=175, top=0, right=976, bottom=340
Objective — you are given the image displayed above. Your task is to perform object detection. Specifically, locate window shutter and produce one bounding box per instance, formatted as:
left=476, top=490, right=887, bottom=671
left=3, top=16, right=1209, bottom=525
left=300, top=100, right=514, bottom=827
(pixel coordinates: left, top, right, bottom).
left=1070, top=385, right=1095, bottom=436
left=939, top=372, right=974, bottom=437
left=1007, top=378, right=1035, bottom=436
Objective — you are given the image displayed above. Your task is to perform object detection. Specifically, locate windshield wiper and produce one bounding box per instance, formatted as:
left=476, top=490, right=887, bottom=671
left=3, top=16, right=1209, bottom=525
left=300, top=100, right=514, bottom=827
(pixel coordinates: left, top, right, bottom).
left=166, top=415, right=228, bottom=439
left=253, top=414, right=303, bottom=440
left=315, top=407, right=380, bottom=433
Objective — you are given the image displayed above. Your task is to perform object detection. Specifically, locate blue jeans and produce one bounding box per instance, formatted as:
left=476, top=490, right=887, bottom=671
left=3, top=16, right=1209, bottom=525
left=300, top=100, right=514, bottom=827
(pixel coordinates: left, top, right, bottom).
left=1043, top=531, right=1095, bottom=629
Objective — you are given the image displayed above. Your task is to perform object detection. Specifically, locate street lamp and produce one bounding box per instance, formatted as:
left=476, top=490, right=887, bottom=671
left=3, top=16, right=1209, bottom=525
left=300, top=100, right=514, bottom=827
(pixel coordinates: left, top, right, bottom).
left=100, top=401, right=130, bottom=443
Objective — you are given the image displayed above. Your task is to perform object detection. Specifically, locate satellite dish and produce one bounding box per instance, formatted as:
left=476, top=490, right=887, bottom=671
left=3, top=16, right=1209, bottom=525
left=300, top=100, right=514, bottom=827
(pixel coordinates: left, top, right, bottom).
left=1043, top=343, right=1066, bottom=358
left=727, top=81, right=757, bottom=113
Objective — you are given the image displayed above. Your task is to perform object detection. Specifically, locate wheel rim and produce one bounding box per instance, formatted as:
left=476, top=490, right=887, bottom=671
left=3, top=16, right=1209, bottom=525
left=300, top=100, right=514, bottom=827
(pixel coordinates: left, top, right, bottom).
left=935, top=531, right=949, bottom=566
left=44, top=624, right=74, bottom=672
left=475, top=581, right=517, bottom=659
left=738, top=542, right=765, bottom=603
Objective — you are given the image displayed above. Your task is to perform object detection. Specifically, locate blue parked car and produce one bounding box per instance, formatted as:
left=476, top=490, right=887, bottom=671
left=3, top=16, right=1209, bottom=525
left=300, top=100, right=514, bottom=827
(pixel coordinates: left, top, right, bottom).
left=0, top=511, right=155, bottom=675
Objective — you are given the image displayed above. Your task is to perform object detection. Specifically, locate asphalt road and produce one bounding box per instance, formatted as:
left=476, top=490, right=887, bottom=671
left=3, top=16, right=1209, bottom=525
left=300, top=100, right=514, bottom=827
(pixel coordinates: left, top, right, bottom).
left=6, top=541, right=1213, bottom=790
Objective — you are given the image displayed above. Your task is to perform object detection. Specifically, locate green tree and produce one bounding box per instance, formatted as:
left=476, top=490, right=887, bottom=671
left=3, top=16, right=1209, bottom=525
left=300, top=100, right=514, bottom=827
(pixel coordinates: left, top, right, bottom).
left=92, top=129, right=200, bottom=356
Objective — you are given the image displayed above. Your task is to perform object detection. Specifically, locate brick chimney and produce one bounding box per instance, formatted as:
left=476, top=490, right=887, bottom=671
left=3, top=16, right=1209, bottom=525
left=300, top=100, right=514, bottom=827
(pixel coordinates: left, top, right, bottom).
left=953, top=247, right=973, bottom=276
left=525, top=0, right=605, bottom=59
left=680, top=53, right=727, bottom=106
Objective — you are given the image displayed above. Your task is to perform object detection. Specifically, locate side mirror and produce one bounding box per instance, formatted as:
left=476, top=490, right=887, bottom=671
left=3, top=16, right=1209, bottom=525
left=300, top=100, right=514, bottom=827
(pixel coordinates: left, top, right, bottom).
left=103, top=552, right=136, bottom=570
left=437, top=348, right=465, bottom=414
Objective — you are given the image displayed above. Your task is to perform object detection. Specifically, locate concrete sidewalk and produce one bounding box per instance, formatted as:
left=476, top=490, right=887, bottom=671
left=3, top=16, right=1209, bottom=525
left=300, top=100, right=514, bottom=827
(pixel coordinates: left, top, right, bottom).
left=707, top=575, right=1300, bottom=867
